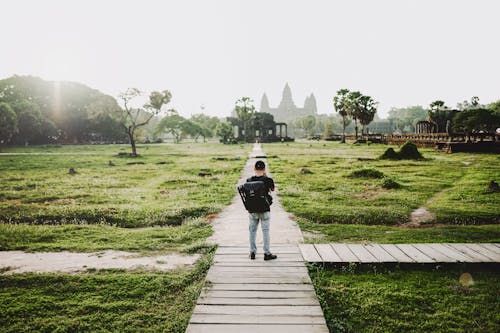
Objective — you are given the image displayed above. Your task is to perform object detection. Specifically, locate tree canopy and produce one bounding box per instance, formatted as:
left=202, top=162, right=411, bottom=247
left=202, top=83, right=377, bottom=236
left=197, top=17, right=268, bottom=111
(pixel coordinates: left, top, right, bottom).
left=0, top=75, right=126, bottom=144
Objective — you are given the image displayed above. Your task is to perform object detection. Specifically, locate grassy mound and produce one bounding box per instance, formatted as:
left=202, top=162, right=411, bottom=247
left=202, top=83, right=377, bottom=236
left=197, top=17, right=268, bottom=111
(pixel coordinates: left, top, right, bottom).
left=380, top=142, right=423, bottom=160
left=348, top=168, right=384, bottom=179
left=381, top=177, right=402, bottom=189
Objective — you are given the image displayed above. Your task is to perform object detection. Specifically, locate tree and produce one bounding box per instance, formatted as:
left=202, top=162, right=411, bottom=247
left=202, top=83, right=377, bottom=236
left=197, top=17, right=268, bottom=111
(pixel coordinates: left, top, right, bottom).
left=388, top=106, right=427, bottom=133
left=427, top=100, right=450, bottom=132
left=10, top=101, right=43, bottom=145
left=295, top=115, right=316, bottom=137
left=190, top=114, right=220, bottom=134
left=322, top=122, right=334, bottom=140
left=155, top=112, right=189, bottom=143
left=234, top=97, right=255, bottom=142
left=117, top=88, right=172, bottom=156
left=333, top=89, right=350, bottom=143
left=358, top=95, right=378, bottom=135
left=0, top=102, right=17, bottom=143
left=457, top=96, right=482, bottom=111
left=346, top=91, right=363, bottom=140
left=216, top=121, right=235, bottom=143
left=189, top=114, right=219, bottom=142
left=452, top=108, right=500, bottom=139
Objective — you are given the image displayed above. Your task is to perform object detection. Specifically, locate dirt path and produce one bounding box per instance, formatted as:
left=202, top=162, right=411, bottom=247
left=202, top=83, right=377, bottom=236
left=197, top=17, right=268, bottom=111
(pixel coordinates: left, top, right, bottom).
left=0, top=250, right=199, bottom=274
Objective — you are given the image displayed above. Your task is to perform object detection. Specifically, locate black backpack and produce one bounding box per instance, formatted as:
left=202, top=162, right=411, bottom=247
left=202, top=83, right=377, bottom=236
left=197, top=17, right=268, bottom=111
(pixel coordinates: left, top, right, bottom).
left=238, top=181, right=272, bottom=213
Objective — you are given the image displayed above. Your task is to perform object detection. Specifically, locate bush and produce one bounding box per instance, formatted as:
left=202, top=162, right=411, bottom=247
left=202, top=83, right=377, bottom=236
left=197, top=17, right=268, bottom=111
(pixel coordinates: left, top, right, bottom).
left=380, top=147, right=399, bottom=160
left=380, top=142, right=423, bottom=160
left=399, top=142, right=423, bottom=159
left=348, top=168, right=384, bottom=179
left=381, top=177, right=401, bottom=189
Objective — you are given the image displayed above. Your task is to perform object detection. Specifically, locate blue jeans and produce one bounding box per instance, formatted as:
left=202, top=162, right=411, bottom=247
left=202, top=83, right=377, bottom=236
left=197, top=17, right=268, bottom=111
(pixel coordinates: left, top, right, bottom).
left=249, top=211, right=271, bottom=255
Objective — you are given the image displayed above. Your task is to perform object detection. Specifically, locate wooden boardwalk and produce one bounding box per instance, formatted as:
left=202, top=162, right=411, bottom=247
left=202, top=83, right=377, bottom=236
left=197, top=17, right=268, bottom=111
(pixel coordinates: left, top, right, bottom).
left=187, top=243, right=500, bottom=332
left=299, top=243, right=500, bottom=263
left=186, top=245, right=329, bottom=333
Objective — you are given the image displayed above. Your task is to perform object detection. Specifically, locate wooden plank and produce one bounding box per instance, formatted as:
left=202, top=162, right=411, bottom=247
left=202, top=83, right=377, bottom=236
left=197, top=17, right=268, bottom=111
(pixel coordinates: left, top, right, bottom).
left=214, top=254, right=304, bottom=262
left=299, top=244, right=322, bottom=262
left=207, top=270, right=309, bottom=283
left=444, top=243, right=492, bottom=262
left=201, top=290, right=316, bottom=298
left=411, top=244, right=455, bottom=262
left=314, top=244, right=342, bottom=262
left=189, top=313, right=326, bottom=325
left=193, top=305, right=324, bottom=316
left=198, top=297, right=318, bottom=305
left=463, top=244, right=500, bottom=261
left=208, top=283, right=315, bottom=291
left=395, top=244, right=435, bottom=263
left=477, top=243, right=500, bottom=255
left=216, top=247, right=300, bottom=255
left=210, top=266, right=308, bottom=274
left=214, top=261, right=306, bottom=267
left=364, top=244, right=398, bottom=262
left=187, top=324, right=329, bottom=333
left=378, top=244, right=415, bottom=262
left=207, top=276, right=311, bottom=284
left=215, top=253, right=304, bottom=259
left=346, top=244, right=379, bottom=263
left=426, top=243, right=475, bottom=262
left=330, top=244, right=359, bottom=262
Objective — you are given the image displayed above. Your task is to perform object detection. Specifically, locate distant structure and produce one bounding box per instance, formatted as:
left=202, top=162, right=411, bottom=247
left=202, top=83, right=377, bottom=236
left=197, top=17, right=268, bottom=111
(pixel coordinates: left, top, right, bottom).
left=260, top=83, right=317, bottom=123
left=227, top=112, right=293, bottom=143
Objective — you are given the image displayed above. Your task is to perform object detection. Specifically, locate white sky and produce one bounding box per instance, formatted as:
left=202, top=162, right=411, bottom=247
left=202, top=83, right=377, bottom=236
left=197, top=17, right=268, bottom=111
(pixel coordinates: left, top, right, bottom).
left=1, top=0, right=499, bottom=118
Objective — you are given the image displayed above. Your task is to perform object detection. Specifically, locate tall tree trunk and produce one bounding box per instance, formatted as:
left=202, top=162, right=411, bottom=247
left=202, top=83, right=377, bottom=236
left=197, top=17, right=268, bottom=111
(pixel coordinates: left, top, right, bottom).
left=128, top=128, right=137, bottom=157
left=354, top=118, right=359, bottom=140
left=341, top=116, right=346, bottom=143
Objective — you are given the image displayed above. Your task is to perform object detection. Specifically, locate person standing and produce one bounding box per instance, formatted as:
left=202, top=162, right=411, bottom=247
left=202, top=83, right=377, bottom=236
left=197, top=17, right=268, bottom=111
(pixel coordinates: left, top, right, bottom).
left=246, top=160, right=277, bottom=260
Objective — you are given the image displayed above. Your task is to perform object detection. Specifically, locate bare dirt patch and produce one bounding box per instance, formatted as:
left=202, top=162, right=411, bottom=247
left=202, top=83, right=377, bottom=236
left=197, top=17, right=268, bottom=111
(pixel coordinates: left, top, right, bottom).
left=0, top=250, right=200, bottom=274
left=400, top=206, right=436, bottom=228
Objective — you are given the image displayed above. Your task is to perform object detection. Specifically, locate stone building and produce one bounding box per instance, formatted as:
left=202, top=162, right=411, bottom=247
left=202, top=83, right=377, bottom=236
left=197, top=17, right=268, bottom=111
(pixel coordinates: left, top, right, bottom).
left=259, top=83, right=317, bottom=123
left=227, top=112, right=293, bottom=143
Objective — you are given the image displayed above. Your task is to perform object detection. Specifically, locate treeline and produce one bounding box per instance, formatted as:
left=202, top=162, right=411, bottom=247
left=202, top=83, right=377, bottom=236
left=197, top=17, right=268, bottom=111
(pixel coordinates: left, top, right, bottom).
left=290, top=95, right=500, bottom=139
left=387, top=98, right=500, bottom=134
left=0, top=75, right=224, bottom=146
left=0, top=75, right=127, bottom=144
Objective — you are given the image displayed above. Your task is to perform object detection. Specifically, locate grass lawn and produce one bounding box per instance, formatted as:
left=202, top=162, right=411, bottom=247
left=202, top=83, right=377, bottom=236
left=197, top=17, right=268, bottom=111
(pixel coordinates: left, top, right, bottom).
left=310, top=265, right=500, bottom=333
left=0, top=142, right=248, bottom=227
left=264, top=141, right=499, bottom=243
left=0, top=219, right=212, bottom=253
left=0, top=252, right=213, bottom=333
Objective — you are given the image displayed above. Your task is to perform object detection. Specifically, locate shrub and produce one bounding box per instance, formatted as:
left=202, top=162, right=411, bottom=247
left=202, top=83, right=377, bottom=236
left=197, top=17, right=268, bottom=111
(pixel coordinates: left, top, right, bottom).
left=381, top=177, right=401, bottom=189
left=399, top=142, right=423, bottom=159
left=348, top=168, right=384, bottom=179
left=380, top=142, right=423, bottom=160
left=380, top=147, right=399, bottom=160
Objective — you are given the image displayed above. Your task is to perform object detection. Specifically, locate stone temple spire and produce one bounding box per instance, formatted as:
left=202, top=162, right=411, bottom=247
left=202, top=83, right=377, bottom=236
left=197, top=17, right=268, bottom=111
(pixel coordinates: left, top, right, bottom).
left=304, top=93, right=317, bottom=114
left=260, top=93, right=270, bottom=113
left=279, top=83, right=295, bottom=109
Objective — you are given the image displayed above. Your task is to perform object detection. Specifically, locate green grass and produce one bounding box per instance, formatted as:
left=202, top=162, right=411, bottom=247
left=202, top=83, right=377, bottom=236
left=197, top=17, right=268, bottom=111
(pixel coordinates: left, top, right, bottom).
left=0, top=252, right=213, bottom=333
left=310, top=265, right=500, bottom=333
left=0, top=143, right=248, bottom=227
left=0, top=219, right=212, bottom=253
left=264, top=141, right=500, bottom=226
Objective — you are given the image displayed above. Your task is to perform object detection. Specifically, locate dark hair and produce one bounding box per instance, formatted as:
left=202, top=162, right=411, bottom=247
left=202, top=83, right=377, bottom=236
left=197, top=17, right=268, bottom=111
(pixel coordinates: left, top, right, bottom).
left=255, top=160, right=265, bottom=170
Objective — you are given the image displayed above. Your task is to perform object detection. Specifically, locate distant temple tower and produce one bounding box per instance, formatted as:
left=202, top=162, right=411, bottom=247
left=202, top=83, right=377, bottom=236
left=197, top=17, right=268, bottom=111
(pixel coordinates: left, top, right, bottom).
left=260, top=83, right=317, bottom=123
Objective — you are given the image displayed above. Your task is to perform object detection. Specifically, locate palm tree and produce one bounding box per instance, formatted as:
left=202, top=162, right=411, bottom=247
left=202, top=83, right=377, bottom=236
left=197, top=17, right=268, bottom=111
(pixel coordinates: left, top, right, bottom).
left=333, top=89, right=350, bottom=143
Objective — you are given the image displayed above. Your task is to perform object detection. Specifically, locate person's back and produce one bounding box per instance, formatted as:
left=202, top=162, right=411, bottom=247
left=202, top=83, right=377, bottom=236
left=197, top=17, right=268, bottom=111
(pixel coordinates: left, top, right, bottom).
left=245, top=160, right=277, bottom=260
